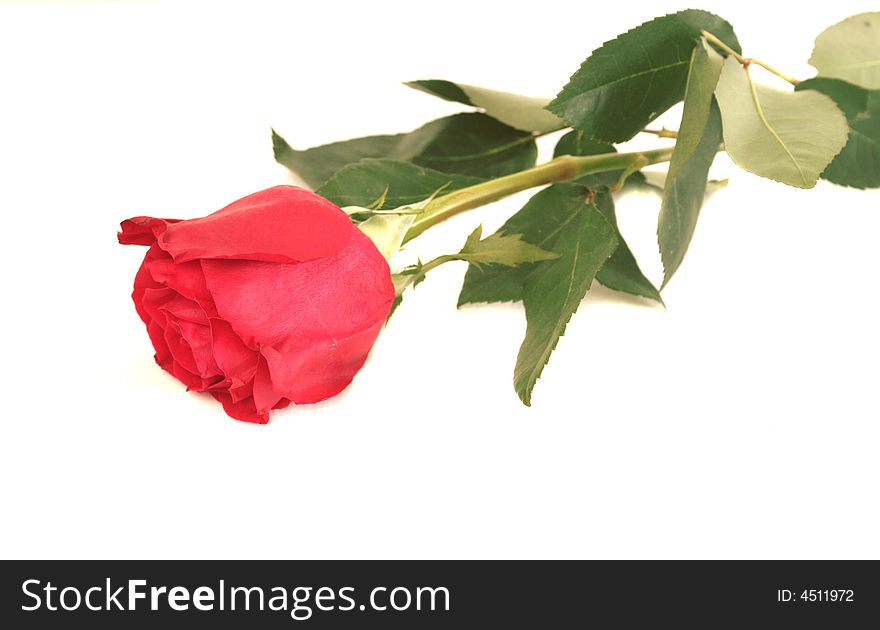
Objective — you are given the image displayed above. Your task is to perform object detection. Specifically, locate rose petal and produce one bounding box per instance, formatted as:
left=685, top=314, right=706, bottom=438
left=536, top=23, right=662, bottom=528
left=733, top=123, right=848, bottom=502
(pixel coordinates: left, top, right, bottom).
left=209, top=391, right=269, bottom=424
left=202, top=230, right=393, bottom=348
left=146, top=257, right=218, bottom=318
left=158, top=293, right=209, bottom=325
left=119, top=216, right=180, bottom=246
left=163, top=320, right=200, bottom=377
left=209, top=318, right=259, bottom=386
left=229, top=380, right=253, bottom=404
left=132, top=245, right=168, bottom=324
left=158, top=186, right=353, bottom=264
left=252, top=354, right=282, bottom=415
left=261, top=318, right=385, bottom=403
left=147, top=319, right=172, bottom=370
left=177, top=319, right=221, bottom=376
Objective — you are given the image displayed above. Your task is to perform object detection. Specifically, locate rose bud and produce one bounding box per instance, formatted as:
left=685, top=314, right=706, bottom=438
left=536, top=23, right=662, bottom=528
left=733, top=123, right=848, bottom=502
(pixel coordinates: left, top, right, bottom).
left=118, top=186, right=395, bottom=423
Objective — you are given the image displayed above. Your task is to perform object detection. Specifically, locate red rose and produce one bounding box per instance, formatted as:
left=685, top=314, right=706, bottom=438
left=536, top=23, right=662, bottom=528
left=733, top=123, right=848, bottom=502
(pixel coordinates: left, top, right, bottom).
left=118, top=186, right=394, bottom=423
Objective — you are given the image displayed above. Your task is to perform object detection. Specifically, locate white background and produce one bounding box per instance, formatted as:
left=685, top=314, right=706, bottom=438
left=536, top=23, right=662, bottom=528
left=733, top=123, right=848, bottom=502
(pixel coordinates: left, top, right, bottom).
left=1, top=0, right=878, bottom=559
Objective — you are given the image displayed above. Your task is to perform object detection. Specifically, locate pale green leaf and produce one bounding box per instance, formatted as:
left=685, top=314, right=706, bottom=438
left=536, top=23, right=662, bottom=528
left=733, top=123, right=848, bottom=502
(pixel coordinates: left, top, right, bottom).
left=514, top=205, right=618, bottom=406
left=658, top=40, right=724, bottom=285
left=547, top=9, right=740, bottom=142
left=405, top=79, right=564, bottom=133
left=458, top=226, right=560, bottom=267
left=809, top=12, right=880, bottom=89
left=715, top=56, right=849, bottom=188
left=797, top=77, right=880, bottom=189
left=357, top=214, right=415, bottom=260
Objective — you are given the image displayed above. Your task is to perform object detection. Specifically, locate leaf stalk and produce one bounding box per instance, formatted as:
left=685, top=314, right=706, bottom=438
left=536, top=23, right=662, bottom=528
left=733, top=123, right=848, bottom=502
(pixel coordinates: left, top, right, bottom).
left=701, top=30, right=801, bottom=86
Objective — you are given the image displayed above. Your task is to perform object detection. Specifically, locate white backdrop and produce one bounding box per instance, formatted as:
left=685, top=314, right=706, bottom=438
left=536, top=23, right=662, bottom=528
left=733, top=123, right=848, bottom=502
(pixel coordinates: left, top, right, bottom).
left=1, top=0, right=878, bottom=559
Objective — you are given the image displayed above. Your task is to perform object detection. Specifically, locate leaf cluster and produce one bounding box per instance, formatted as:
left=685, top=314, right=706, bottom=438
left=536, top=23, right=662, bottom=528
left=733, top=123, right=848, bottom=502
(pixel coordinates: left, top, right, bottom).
left=273, top=10, right=880, bottom=406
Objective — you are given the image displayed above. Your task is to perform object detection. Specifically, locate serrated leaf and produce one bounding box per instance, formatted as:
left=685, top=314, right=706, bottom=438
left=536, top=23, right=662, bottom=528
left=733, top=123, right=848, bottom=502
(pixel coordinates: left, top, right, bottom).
left=658, top=40, right=724, bottom=285
left=274, top=113, right=536, bottom=188
left=715, top=57, right=849, bottom=188
left=809, top=12, right=880, bottom=90
left=796, top=78, right=880, bottom=189
left=458, top=226, right=559, bottom=267
left=404, top=114, right=538, bottom=178
left=405, top=79, right=564, bottom=133
left=458, top=185, right=590, bottom=306
left=514, top=206, right=618, bottom=406
left=553, top=129, right=616, bottom=157
left=552, top=133, right=660, bottom=301
left=457, top=184, right=661, bottom=306
left=273, top=130, right=400, bottom=189
left=592, top=193, right=663, bottom=304
left=547, top=9, right=740, bottom=143
left=317, top=159, right=482, bottom=209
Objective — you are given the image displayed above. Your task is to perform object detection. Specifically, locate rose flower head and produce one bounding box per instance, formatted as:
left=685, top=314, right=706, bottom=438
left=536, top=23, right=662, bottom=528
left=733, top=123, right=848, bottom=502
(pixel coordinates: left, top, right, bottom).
left=118, top=186, right=394, bottom=423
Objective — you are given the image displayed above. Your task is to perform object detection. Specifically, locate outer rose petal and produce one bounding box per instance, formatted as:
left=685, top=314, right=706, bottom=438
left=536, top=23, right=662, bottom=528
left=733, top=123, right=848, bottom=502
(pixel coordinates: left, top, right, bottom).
left=157, top=186, right=353, bottom=264
left=132, top=245, right=167, bottom=324
left=119, top=216, right=180, bottom=246
left=210, top=391, right=291, bottom=424
left=202, top=230, right=393, bottom=346
left=147, top=319, right=172, bottom=370
left=202, top=229, right=393, bottom=404
left=262, top=319, right=385, bottom=403
left=252, top=354, right=283, bottom=414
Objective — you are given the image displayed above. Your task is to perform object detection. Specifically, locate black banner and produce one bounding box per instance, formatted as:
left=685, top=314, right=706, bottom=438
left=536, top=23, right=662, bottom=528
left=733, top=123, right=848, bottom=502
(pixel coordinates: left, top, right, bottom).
left=1, top=560, right=877, bottom=627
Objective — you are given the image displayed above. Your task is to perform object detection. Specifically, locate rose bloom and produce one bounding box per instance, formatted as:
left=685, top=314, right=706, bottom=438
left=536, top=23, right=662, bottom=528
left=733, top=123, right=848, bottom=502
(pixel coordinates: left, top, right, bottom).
left=118, top=186, right=394, bottom=423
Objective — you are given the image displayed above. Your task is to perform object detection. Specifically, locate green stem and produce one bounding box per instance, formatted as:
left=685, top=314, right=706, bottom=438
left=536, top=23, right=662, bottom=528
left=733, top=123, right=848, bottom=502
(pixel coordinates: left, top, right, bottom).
left=404, top=147, right=673, bottom=242
left=701, top=30, right=800, bottom=86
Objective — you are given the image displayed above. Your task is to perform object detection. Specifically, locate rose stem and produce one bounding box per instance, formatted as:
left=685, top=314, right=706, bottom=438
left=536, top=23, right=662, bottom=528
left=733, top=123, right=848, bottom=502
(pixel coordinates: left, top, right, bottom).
left=403, top=147, right=674, bottom=242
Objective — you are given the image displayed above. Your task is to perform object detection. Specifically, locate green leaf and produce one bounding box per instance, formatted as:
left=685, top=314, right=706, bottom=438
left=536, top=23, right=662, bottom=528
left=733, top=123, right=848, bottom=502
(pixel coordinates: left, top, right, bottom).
left=274, top=113, right=537, bottom=188
left=552, top=129, right=615, bottom=157
left=273, top=130, right=399, bottom=189
left=390, top=226, right=557, bottom=313
left=809, top=12, right=880, bottom=90
left=796, top=78, right=880, bottom=189
left=715, top=57, right=849, bottom=188
left=592, top=193, right=663, bottom=304
left=551, top=132, right=660, bottom=302
left=317, top=159, right=482, bottom=209
left=658, top=40, right=724, bottom=285
left=547, top=9, right=740, bottom=143
left=458, top=226, right=560, bottom=267
left=457, top=184, right=661, bottom=306
left=405, top=114, right=538, bottom=179
left=458, top=184, right=590, bottom=306
left=514, top=205, right=618, bottom=406
left=405, top=79, right=564, bottom=133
